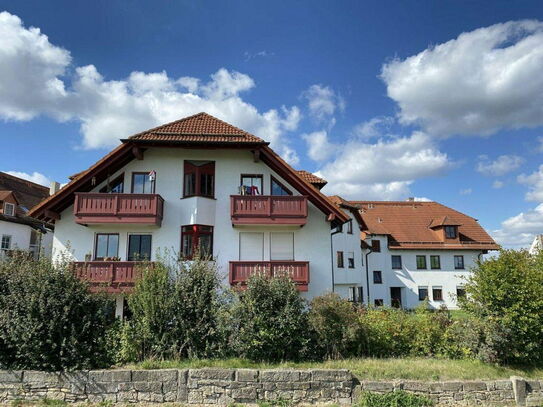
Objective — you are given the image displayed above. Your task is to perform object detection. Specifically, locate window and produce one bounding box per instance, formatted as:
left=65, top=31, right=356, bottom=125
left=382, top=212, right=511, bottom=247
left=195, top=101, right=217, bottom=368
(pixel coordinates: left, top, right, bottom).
left=3, top=202, right=14, bottom=216
left=270, top=232, right=294, bottom=260
left=100, top=174, right=124, bottom=193
left=391, top=255, right=402, bottom=269
left=127, top=234, right=152, bottom=261
left=240, top=174, right=263, bottom=195
left=357, top=287, right=364, bottom=304
left=239, top=232, right=264, bottom=261
left=374, top=299, right=384, bottom=306
left=337, top=251, right=344, bottom=268
left=1, top=235, right=11, bottom=250
left=373, top=270, right=382, bottom=284
left=131, top=172, right=155, bottom=194
left=183, top=161, right=215, bottom=198
left=347, top=252, right=355, bottom=268
left=454, top=255, right=465, bottom=269
left=270, top=175, right=292, bottom=196
left=445, top=226, right=457, bottom=238
left=371, top=240, right=381, bottom=252
left=94, top=234, right=119, bottom=260
left=456, top=286, right=466, bottom=299
left=346, top=220, right=353, bottom=234
left=181, top=225, right=213, bottom=259
left=430, top=255, right=441, bottom=269
left=418, top=286, right=429, bottom=301
left=432, top=286, right=443, bottom=301
left=416, top=255, right=427, bottom=269
left=349, top=286, right=364, bottom=303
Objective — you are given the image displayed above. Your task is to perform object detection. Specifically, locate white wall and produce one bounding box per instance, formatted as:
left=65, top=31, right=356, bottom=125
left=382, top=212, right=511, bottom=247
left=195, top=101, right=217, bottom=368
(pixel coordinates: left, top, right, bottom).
left=52, top=147, right=334, bottom=299
left=0, top=220, right=31, bottom=253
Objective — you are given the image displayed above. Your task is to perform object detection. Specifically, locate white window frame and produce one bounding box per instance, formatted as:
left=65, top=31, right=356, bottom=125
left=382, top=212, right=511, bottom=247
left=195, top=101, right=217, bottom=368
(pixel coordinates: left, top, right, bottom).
left=4, top=202, right=15, bottom=216
left=1, top=235, right=12, bottom=250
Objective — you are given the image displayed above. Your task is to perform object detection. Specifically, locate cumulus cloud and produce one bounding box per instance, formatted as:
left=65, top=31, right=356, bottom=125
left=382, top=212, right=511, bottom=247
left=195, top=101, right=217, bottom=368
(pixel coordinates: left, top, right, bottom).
left=493, top=180, right=505, bottom=189
left=301, top=84, right=344, bottom=124
left=492, top=204, right=543, bottom=249
left=316, top=131, right=450, bottom=199
left=301, top=130, right=337, bottom=161
left=460, top=188, right=472, bottom=195
left=0, top=12, right=301, bottom=162
left=518, top=165, right=543, bottom=202
left=4, top=171, right=51, bottom=186
left=476, top=154, right=524, bottom=176
left=352, top=116, right=395, bottom=140
left=381, top=20, right=543, bottom=136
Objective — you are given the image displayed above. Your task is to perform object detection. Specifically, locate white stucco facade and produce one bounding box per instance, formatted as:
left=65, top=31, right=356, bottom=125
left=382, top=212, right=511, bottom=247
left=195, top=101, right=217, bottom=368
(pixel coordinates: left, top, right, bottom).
left=0, top=219, right=53, bottom=259
left=52, top=147, right=335, bottom=301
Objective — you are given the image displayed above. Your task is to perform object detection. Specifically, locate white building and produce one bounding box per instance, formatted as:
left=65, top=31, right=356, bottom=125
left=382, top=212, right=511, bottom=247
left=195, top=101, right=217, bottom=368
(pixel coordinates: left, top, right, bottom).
left=529, top=235, right=543, bottom=254
left=331, top=198, right=499, bottom=309
left=0, top=172, right=54, bottom=260
left=29, top=113, right=349, bottom=317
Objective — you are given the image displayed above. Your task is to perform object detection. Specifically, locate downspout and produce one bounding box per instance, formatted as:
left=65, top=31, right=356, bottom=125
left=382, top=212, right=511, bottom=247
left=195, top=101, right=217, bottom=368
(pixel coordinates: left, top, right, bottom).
left=330, top=224, right=342, bottom=293
left=364, top=245, right=373, bottom=305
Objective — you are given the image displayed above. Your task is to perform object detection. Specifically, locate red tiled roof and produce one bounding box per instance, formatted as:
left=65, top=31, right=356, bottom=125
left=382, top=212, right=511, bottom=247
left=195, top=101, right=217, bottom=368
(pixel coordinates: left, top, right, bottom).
left=0, top=172, right=49, bottom=214
left=126, top=112, right=266, bottom=144
left=351, top=200, right=499, bottom=250
left=296, top=170, right=327, bottom=188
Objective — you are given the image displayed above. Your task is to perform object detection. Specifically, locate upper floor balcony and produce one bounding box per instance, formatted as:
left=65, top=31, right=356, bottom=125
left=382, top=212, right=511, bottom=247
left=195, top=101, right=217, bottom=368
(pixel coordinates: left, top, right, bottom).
left=74, top=193, right=164, bottom=226
left=73, top=261, right=147, bottom=293
left=230, top=195, right=308, bottom=226
left=229, top=260, right=310, bottom=291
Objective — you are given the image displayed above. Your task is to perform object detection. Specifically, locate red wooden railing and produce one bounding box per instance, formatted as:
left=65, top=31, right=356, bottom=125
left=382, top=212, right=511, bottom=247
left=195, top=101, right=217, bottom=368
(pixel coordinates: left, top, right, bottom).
left=230, top=195, right=308, bottom=225
left=229, top=261, right=310, bottom=291
left=74, top=193, right=164, bottom=225
left=73, top=261, right=148, bottom=293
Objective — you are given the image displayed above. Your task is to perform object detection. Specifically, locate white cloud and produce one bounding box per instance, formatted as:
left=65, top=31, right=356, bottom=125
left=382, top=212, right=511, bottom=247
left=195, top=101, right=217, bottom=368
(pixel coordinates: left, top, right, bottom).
left=476, top=154, right=524, bottom=176
left=317, top=131, right=450, bottom=199
left=493, top=180, right=505, bottom=189
left=413, top=197, right=433, bottom=202
left=518, top=165, right=543, bottom=201
left=381, top=20, right=543, bottom=136
left=492, top=204, right=543, bottom=249
left=0, top=12, right=301, bottom=160
left=243, top=50, right=274, bottom=61
left=460, top=188, right=472, bottom=195
left=302, top=130, right=336, bottom=161
left=301, top=84, right=344, bottom=124
left=352, top=116, right=395, bottom=140
left=4, top=171, right=51, bottom=187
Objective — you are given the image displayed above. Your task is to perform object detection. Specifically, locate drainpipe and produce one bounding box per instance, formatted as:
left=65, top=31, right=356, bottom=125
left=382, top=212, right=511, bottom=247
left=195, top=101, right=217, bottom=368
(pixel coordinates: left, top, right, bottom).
left=364, top=244, right=373, bottom=305
left=330, top=224, right=342, bottom=293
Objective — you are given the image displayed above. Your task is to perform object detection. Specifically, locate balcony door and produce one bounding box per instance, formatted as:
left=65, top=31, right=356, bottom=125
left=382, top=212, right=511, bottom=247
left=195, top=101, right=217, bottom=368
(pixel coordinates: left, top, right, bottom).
left=127, top=234, right=152, bottom=261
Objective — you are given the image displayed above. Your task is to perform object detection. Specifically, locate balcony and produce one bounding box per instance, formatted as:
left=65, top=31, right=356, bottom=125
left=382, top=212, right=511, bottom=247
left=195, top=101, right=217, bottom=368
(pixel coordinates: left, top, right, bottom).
left=74, top=193, right=164, bottom=226
left=73, top=261, right=147, bottom=293
left=230, top=195, right=308, bottom=226
left=229, top=261, right=310, bottom=291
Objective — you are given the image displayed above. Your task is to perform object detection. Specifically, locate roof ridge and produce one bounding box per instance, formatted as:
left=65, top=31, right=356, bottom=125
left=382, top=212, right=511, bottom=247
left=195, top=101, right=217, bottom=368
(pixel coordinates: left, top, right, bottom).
left=0, top=172, right=49, bottom=191
left=127, top=112, right=207, bottom=139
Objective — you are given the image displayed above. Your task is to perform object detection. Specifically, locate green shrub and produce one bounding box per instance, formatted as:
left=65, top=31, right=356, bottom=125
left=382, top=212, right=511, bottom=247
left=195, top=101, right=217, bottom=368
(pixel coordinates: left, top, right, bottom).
left=308, top=293, right=364, bottom=359
left=357, top=391, right=434, bottom=407
left=0, top=256, right=114, bottom=370
left=410, top=303, right=452, bottom=357
left=231, top=273, right=311, bottom=362
left=461, top=249, right=543, bottom=365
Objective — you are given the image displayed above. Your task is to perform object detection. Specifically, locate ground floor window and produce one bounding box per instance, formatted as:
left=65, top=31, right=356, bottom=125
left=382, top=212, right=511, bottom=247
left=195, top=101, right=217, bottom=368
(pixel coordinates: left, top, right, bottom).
left=349, top=286, right=363, bottom=303
left=456, top=286, right=466, bottom=299
left=374, top=299, right=384, bottom=306
left=181, top=225, right=213, bottom=259
left=127, top=234, right=152, bottom=261
left=432, top=286, right=443, bottom=301
left=1, top=234, right=11, bottom=250
left=418, top=286, right=428, bottom=301
left=94, top=233, right=119, bottom=260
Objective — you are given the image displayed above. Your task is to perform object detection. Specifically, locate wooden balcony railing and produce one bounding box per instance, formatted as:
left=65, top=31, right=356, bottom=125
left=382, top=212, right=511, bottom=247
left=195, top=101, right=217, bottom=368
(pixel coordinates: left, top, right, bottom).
left=73, top=261, right=149, bottom=293
left=230, top=195, right=308, bottom=225
left=229, top=261, right=310, bottom=291
left=74, top=193, right=164, bottom=225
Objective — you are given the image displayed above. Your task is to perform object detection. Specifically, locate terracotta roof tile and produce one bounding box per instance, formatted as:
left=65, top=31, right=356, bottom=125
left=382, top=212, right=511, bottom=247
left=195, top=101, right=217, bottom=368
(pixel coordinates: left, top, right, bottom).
left=350, top=200, right=499, bottom=250
left=127, top=112, right=265, bottom=144
left=296, top=170, right=327, bottom=188
left=0, top=172, right=49, bottom=214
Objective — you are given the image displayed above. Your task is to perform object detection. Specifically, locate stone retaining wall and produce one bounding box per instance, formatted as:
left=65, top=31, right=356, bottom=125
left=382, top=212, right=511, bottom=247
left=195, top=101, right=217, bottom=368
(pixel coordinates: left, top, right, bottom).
left=0, top=369, right=541, bottom=406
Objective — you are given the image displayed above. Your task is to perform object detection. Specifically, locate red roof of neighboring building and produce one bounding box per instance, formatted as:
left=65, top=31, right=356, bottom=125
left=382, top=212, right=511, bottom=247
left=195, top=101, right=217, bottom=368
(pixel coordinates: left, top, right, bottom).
left=350, top=200, right=499, bottom=251
left=296, top=170, right=327, bottom=189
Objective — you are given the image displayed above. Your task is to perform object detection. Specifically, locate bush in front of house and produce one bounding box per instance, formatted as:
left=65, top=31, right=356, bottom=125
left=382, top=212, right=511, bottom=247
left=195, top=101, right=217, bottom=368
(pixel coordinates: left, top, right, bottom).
left=231, top=273, right=312, bottom=362
left=0, top=256, right=114, bottom=370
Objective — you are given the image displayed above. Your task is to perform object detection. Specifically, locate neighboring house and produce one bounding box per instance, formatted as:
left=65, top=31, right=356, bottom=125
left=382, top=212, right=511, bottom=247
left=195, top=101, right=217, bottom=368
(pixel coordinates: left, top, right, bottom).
left=529, top=234, right=543, bottom=254
left=0, top=172, right=54, bottom=259
left=28, top=112, right=349, bottom=317
left=331, top=198, right=499, bottom=309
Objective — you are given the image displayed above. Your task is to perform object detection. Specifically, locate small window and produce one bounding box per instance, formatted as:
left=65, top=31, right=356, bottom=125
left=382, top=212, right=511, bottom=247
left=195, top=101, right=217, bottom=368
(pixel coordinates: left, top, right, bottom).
left=430, top=255, right=441, bottom=270
left=184, top=161, right=215, bottom=198
left=181, top=225, right=213, bottom=259
left=346, top=220, right=353, bottom=234
left=240, top=174, right=263, bottom=195
left=456, top=286, right=466, bottom=299
left=270, top=175, right=292, bottom=196
left=445, top=226, right=457, bottom=238
left=373, top=270, right=382, bottom=284
left=432, top=286, right=443, bottom=301
left=374, top=299, right=384, bottom=306
left=371, top=240, right=381, bottom=252
left=454, top=255, right=465, bottom=269
left=347, top=252, right=355, bottom=268
left=416, top=255, right=427, bottom=269
left=94, top=233, right=119, bottom=260
left=418, top=286, right=428, bottom=301
left=131, top=172, right=155, bottom=194
left=3, top=202, right=15, bottom=216
left=391, top=255, right=402, bottom=269
left=1, top=235, right=12, bottom=250
left=337, top=251, right=344, bottom=268
left=349, top=287, right=356, bottom=302
left=127, top=234, right=152, bottom=261
left=100, top=174, right=124, bottom=193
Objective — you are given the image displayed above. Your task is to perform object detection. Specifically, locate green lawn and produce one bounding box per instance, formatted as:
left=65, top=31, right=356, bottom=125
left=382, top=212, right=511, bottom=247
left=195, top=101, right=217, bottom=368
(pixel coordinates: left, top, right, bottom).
left=124, top=358, right=543, bottom=381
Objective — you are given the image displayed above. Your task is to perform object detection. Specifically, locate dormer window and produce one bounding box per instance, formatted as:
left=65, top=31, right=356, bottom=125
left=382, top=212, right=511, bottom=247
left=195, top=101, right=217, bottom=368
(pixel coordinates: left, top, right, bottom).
left=3, top=202, right=14, bottom=216
left=445, top=226, right=457, bottom=238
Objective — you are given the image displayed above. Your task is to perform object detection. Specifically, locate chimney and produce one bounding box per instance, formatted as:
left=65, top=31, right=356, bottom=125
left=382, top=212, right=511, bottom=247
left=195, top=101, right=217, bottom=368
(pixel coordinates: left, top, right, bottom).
left=50, top=181, right=60, bottom=195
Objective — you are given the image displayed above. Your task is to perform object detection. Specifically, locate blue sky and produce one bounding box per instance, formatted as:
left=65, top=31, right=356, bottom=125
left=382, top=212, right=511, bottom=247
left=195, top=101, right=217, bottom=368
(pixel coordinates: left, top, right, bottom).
left=1, top=0, right=543, bottom=248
